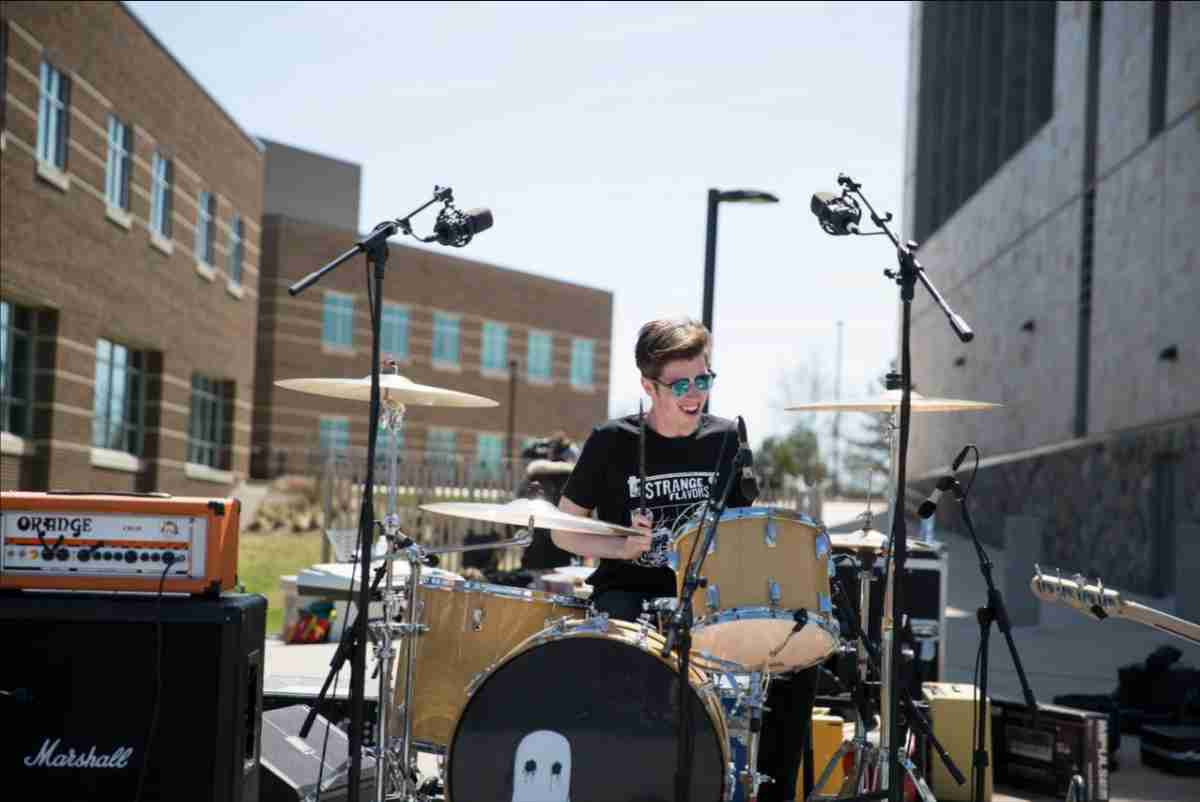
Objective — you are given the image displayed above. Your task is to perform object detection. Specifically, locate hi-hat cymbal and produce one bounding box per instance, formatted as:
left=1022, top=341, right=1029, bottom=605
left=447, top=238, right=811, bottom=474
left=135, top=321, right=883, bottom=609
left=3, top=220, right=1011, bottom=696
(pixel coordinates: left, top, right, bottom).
left=830, top=529, right=938, bottom=555
left=276, top=374, right=498, bottom=408
left=420, top=498, right=641, bottom=537
left=786, top=389, right=1000, bottom=413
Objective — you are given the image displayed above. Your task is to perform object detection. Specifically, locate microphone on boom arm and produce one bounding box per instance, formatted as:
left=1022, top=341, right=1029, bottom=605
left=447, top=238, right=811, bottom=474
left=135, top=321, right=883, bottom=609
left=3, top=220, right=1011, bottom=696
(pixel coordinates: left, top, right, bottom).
left=433, top=206, right=493, bottom=247
left=810, top=191, right=862, bottom=236
left=917, top=444, right=972, bottom=519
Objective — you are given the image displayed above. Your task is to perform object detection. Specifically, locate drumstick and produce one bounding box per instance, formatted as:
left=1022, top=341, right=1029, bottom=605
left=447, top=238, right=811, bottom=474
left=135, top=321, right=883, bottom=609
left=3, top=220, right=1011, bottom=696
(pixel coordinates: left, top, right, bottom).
left=639, top=399, right=648, bottom=520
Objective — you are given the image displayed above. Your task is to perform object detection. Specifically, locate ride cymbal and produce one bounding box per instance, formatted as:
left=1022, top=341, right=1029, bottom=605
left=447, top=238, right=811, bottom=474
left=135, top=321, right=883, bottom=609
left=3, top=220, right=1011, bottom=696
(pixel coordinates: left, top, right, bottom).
left=786, top=389, right=1000, bottom=413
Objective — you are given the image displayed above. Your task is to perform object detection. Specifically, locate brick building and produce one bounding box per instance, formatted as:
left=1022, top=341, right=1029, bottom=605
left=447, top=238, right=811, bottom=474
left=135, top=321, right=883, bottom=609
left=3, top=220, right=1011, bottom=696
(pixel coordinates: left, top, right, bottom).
left=901, top=2, right=1199, bottom=601
left=0, top=2, right=264, bottom=494
left=252, top=140, right=612, bottom=478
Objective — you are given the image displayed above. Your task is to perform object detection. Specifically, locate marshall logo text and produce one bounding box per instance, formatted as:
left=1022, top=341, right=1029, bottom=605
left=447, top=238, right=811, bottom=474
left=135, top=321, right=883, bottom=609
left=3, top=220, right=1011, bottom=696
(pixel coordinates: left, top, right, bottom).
left=23, top=738, right=134, bottom=769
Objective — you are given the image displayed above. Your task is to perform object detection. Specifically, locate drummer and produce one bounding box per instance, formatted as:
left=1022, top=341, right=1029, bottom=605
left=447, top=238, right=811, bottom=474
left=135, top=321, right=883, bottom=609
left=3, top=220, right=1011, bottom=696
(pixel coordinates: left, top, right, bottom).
left=551, top=316, right=817, bottom=802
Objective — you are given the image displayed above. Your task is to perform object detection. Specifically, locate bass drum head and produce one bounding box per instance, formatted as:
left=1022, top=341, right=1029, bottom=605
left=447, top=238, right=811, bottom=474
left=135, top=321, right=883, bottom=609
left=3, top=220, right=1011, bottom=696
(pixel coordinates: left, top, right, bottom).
left=448, top=632, right=727, bottom=802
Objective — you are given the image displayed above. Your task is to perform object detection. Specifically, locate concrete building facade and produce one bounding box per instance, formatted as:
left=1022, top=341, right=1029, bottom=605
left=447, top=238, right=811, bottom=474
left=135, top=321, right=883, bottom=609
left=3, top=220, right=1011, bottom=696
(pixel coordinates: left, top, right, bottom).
left=252, top=141, right=612, bottom=478
left=902, top=1, right=1199, bottom=599
left=0, top=2, right=264, bottom=495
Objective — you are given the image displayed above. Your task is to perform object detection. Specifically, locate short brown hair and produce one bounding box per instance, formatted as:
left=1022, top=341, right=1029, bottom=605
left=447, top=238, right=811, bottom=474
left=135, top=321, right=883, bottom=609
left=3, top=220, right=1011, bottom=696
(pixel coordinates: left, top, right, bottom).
left=635, top=317, right=711, bottom=379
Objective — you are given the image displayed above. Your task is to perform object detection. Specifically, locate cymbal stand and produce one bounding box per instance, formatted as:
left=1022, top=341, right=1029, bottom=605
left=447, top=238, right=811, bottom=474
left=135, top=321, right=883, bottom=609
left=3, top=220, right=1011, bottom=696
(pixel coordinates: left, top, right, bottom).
left=810, top=551, right=880, bottom=800
left=385, top=517, right=534, bottom=801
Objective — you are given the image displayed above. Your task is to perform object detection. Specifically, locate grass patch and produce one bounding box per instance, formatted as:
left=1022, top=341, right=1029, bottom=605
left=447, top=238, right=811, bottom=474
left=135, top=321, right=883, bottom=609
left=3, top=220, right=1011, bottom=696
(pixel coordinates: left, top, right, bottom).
left=238, top=530, right=324, bottom=637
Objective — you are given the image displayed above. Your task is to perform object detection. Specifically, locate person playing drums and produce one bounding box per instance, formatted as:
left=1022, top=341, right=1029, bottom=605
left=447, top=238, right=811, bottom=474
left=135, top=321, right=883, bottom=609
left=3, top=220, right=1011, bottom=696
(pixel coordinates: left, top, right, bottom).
left=552, top=316, right=816, bottom=802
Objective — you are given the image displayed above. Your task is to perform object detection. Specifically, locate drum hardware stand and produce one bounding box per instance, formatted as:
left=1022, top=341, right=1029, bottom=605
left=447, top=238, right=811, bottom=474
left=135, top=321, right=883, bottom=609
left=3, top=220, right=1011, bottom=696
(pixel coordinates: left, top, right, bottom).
left=825, top=173, right=973, bottom=802
left=289, top=185, right=485, bottom=802
left=663, top=429, right=745, bottom=802
left=810, top=575, right=960, bottom=802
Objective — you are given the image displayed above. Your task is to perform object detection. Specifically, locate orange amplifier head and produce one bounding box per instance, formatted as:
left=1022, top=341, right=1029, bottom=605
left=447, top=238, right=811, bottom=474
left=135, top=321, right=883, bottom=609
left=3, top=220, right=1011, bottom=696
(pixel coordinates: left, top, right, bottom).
left=0, top=491, right=240, bottom=595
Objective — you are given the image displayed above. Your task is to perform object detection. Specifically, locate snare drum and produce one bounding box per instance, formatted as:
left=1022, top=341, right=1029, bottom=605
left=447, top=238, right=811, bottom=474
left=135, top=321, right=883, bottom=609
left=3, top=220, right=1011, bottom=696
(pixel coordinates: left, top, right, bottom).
left=447, top=616, right=731, bottom=802
left=672, top=506, right=839, bottom=671
left=390, top=577, right=587, bottom=749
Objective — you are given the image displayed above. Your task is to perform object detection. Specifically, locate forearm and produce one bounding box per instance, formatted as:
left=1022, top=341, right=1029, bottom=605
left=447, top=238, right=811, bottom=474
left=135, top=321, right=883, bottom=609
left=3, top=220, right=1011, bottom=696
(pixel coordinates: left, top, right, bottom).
left=550, top=529, right=631, bottom=560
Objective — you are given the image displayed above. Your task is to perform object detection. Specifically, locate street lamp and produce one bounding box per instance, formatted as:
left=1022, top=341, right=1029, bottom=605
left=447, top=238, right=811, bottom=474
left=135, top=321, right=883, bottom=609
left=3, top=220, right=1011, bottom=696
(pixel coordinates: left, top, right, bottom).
left=701, top=187, right=779, bottom=410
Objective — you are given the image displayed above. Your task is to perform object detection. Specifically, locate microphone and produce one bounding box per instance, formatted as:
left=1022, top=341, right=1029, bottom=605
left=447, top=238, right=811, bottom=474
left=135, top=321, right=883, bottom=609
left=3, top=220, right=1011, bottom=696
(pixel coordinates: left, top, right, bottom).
left=917, top=445, right=972, bottom=519
left=917, top=475, right=956, bottom=520
left=433, top=207, right=493, bottom=247
left=810, top=191, right=861, bottom=236
left=736, top=416, right=759, bottom=503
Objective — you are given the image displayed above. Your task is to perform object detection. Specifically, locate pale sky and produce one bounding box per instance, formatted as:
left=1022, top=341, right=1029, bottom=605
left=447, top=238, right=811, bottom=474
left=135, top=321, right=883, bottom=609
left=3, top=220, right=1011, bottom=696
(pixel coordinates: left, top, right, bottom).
left=127, top=0, right=912, bottom=454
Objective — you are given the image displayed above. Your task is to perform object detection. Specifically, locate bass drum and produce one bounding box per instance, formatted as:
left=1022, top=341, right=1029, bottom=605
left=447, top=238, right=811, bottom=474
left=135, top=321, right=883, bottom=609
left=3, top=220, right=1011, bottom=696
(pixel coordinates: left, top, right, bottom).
left=447, top=617, right=730, bottom=802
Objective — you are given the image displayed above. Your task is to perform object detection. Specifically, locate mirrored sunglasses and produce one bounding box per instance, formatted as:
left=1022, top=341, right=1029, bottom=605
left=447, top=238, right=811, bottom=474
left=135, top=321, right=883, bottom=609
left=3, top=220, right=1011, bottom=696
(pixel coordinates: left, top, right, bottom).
left=652, top=372, right=717, bottom=398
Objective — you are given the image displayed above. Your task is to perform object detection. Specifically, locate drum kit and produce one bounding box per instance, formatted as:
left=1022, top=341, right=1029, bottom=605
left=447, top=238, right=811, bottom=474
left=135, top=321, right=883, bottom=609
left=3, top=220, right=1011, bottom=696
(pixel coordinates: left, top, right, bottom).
left=277, top=367, right=1001, bottom=802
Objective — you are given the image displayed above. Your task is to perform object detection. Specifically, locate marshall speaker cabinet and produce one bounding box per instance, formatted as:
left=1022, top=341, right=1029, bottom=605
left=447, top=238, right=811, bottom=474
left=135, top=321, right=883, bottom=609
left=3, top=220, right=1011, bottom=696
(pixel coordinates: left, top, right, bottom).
left=0, top=592, right=266, bottom=801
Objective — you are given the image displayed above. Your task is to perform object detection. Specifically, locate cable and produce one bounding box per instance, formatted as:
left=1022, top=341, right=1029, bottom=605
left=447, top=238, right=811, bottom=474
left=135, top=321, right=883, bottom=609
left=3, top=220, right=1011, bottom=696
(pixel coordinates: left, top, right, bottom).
left=134, top=558, right=174, bottom=802
left=962, top=445, right=981, bottom=498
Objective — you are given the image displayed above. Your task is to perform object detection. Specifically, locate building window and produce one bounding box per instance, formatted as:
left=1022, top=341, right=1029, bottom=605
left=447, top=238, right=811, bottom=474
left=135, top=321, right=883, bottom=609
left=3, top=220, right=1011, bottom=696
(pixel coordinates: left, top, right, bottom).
left=91, top=338, right=146, bottom=456
left=481, top=321, right=508, bottom=372
left=475, top=433, right=505, bottom=479
left=382, top=303, right=409, bottom=361
left=150, top=152, right=173, bottom=238
left=432, top=312, right=460, bottom=367
left=912, top=1, right=1056, bottom=243
left=195, top=191, right=217, bottom=265
left=104, top=114, right=133, bottom=211
left=322, top=292, right=354, bottom=349
left=0, top=300, right=34, bottom=438
left=228, top=214, right=244, bottom=286
left=425, top=427, right=457, bottom=463
left=36, top=61, right=70, bottom=169
left=527, top=330, right=553, bottom=381
left=570, top=338, right=594, bottom=388
left=319, top=417, right=349, bottom=454
left=188, top=375, right=232, bottom=469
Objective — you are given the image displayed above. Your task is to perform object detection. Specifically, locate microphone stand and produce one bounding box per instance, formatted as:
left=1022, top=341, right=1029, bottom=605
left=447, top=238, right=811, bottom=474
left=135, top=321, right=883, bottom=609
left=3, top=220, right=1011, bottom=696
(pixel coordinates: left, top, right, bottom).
left=664, top=437, right=744, bottom=802
left=286, top=186, right=456, bottom=802
left=833, top=173, right=973, bottom=802
left=951, top=480, right=1038, bottom=802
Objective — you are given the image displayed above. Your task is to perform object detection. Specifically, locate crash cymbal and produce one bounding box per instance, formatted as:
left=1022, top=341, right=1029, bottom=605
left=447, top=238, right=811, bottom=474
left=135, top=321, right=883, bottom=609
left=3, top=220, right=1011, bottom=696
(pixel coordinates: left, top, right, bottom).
left=276, top=374, right=498, bottom=408
left=786, top=389, right=1000, bottom=413
left=419, top=498, right=642, bottom=537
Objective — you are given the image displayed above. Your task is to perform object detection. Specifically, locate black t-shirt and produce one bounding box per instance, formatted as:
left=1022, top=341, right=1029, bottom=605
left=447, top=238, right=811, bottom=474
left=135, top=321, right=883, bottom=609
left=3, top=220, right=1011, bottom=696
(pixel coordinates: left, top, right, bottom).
left=563, top=413, right=752, bottom=595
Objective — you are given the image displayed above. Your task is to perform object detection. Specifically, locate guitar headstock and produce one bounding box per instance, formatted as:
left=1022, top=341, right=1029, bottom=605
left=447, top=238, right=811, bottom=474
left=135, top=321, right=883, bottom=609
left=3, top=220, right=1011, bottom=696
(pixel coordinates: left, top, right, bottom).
left=1030, top=564, right=1124, bottom=620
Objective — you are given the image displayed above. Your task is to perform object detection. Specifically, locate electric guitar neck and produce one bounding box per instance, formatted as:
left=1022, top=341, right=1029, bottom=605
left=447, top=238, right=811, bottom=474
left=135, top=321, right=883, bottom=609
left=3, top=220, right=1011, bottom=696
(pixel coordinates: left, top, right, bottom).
left=1029, top=566, right=1200, bottom=646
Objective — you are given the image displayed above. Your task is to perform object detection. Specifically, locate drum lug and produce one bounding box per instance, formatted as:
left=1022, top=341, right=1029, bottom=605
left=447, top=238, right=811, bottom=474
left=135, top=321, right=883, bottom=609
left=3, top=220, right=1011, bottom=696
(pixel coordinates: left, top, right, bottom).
left=768, top=579, right=781, bottom=608
left=818, top=593, right=832, bottom=614
left=764, top=517, right=777, bottom=548
left=815, top=529, right=831, bottom=560
left=706, top=584, right=720, bottom=612
left=471, top=607, right=486, bottom=631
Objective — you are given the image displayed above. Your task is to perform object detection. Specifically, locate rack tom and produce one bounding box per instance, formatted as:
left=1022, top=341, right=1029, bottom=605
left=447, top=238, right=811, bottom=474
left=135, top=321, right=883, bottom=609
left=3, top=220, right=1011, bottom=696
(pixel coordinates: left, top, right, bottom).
left=672, top=506, right=838, bottom=671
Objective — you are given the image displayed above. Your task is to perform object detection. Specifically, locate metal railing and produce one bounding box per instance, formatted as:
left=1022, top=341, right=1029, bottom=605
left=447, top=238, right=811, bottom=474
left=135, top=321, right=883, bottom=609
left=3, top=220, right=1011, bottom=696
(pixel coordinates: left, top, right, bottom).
left=255, top=445, right=822, bottom=575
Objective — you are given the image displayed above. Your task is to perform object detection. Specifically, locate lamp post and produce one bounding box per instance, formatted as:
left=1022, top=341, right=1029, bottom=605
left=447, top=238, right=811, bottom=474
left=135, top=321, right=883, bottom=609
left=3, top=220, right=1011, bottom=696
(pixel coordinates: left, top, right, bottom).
left=701, top=188, right=779, bottom=410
